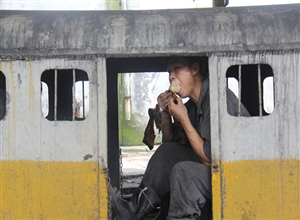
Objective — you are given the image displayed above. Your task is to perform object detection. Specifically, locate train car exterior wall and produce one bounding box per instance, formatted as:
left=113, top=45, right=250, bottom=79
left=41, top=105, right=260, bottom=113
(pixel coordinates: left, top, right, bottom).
left=0, top=59, right=109, bottom=219
left=210, top=52, right=300, bottom=219
left=0, top=4, right=300, bottom=219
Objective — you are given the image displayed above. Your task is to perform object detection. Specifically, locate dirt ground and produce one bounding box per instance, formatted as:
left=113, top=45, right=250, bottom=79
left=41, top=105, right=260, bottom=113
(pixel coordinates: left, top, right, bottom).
left=119, top=146, right=160, bottom=219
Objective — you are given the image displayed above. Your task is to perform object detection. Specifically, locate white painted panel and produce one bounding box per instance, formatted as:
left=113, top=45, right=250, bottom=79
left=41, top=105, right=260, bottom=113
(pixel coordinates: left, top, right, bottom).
left=97, top=58, right=108, bottom=166
left=0, top=59, right=106, bottom=162
left=210, top=52, right=300, bottom=162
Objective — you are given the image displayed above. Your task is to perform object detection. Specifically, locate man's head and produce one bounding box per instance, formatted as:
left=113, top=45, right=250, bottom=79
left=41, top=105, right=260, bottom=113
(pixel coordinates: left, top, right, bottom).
left=166, top=57, right=208, bottom=99
left=166, top=57, right=208, bottom=79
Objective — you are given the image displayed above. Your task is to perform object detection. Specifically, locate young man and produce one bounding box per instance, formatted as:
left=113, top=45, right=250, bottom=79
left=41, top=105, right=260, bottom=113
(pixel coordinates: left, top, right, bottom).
left=111, top=57, right=249, bottom=220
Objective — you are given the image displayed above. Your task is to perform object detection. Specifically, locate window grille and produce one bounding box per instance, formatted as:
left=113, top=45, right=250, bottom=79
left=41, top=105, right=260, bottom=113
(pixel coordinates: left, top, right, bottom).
left=41, top=69, right=89, bottom=121
left=226, top=64, right=274, bottom=117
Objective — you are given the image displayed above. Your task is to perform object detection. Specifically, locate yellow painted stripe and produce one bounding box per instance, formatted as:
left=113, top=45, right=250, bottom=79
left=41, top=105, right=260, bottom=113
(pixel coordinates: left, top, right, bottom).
left=0, top=160, right=108, bottom=219
left=212, top=159, right=300, bottom=220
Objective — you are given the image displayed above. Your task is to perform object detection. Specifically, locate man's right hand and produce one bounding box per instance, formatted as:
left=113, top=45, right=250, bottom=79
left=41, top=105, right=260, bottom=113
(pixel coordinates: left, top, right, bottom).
left=157, top=91, right=172, bottom=113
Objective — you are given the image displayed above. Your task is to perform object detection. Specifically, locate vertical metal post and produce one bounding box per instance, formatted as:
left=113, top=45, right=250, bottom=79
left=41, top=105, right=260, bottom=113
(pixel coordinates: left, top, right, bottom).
left=82, top=80, right=85, bottom=118
left=238, top=65, right=241, bottom=116
left=213, top=0, right=229, bottom=7
left=121, top=0, right=127, bottom=10
left=257, top=64, right=262, bottom=116
left=54, top=69, right=57, bottom=121
left=123, top=73, right=131, bottom=121
left=72, top=69, right=76, bottom=121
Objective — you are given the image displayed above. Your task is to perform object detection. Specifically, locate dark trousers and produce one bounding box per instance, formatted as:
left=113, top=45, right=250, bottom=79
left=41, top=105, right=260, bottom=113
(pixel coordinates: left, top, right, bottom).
left=143, top=142, right=202, bottom=198
left=168, top=161, right=211, bottom=218
left=142, top=142, right=211, bottom=218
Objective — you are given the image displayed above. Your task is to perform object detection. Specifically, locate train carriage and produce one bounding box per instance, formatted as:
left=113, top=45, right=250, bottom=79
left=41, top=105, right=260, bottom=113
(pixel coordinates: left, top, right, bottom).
left=0, top=4, right=299, bottom=219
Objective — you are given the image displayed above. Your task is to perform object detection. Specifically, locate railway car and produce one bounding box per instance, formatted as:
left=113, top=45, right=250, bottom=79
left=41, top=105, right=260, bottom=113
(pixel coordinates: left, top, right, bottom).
left=0, top=4, right=299, bottom=219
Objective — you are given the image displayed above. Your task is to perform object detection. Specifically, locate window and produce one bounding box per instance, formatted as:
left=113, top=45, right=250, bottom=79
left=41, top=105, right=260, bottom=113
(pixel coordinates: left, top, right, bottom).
left=41, top=69, right=89, bottom=121
left=226, top=64, right=274, bottom=116
left=0, top=72, right=6, bottom=120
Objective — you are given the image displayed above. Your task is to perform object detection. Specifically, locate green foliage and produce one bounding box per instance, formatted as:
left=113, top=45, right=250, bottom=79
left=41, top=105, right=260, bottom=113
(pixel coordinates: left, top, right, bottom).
left=121, top=120, right=144, bottom=146
left=105, top=0, right=121, bottom=10
left=118, top=74, right=145, bottom=146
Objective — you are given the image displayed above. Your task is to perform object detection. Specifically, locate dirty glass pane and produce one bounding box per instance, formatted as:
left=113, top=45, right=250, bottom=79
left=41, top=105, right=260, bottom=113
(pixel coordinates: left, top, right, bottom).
left=41, top=82, right=49, bottom=118
left=263, top=76, right=274, bottom=114
left=74, top=81, right=89, bottom=119
left=227, top=77, right=238, bottom=97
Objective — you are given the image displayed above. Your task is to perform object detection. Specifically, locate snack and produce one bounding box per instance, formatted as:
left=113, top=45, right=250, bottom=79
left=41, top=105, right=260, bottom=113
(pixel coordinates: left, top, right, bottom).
left=169, top=81, right=181, bottom=93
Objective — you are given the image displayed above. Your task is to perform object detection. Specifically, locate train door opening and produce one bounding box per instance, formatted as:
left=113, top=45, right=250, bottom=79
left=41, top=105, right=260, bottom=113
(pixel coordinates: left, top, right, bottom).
left=107, top=56, right=209, bottom=194
left=106, top=57, right=170, bottom=192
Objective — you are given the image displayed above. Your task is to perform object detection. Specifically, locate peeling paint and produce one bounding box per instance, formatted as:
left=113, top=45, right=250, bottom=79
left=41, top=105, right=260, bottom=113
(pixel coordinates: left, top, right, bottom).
left=83, top=154, right=93, bottom=160
left=213, top=159, right=300, bottom=219
left=17, top=73, right=22, bottom=86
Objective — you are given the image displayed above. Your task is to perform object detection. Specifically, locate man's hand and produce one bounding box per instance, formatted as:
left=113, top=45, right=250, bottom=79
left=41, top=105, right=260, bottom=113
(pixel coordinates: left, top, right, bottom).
left=157, top=91, right=172, bottom=113
left=168, top=96, right=188, bottom=123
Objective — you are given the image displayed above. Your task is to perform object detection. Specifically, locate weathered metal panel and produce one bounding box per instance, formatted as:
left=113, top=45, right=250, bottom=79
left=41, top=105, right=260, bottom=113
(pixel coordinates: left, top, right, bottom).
left=97, top=58, right=108, bottom=166
left=210, top=52, right=300, bottom=219
left=0, top=4, right=300, bottom=58
left=0, top=59, right=100, bottom=161
left=0, top=58, right=109, bottom=219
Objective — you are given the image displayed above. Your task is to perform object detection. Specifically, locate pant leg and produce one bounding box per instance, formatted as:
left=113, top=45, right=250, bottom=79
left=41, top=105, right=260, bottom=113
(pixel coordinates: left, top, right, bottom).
left=143, top=142, right=201, bottom=199
left=168, top=161, right=212, bottom=219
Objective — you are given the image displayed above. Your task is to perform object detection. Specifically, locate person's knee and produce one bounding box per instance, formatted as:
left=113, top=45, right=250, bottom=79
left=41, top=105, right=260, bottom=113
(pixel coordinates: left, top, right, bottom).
left=170, top=161, right=186, bottom=181
left=170, top=161, right=209, bottom=182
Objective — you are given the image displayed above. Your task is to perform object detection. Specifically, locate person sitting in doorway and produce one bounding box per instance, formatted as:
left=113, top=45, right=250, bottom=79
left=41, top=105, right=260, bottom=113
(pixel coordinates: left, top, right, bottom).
left=111, top=57, right=249, bottom=220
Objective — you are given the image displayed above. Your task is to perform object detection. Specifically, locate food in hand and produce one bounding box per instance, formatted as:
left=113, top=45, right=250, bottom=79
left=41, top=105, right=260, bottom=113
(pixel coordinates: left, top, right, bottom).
left=169, top=81, right=181, bottom=93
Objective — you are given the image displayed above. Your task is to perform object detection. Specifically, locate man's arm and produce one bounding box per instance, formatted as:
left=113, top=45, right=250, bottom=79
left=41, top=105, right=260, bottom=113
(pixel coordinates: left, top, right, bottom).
left=180, top=118, right=210, bottom=166
left=168, top=96, right=210, bottom=166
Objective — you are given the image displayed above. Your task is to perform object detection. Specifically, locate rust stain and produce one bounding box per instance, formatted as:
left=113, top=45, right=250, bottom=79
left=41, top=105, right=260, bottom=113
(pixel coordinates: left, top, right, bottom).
left=28, top=62, right=35, bottom=121
left=9, top=62, right=13, bottom=75
left=218, top=159, right=300, bottom=219
left=8, top=62, right=15, bottom=160
left=28, top=62, right=35, bottom=151
left=28, top=62, right=34, bottom=99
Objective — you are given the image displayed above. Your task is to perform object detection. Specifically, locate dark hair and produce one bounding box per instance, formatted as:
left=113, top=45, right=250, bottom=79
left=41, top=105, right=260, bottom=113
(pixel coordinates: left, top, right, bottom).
left=166, top=56, right=208, bottom=78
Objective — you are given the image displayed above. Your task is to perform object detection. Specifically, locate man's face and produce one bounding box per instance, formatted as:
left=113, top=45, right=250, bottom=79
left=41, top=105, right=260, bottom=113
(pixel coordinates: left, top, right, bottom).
left=167, top=58, right=196, bottom=98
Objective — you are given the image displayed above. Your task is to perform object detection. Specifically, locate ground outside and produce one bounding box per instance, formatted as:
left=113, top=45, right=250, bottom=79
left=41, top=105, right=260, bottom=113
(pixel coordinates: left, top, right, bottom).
left=120, top=145, right=160, bottom=219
